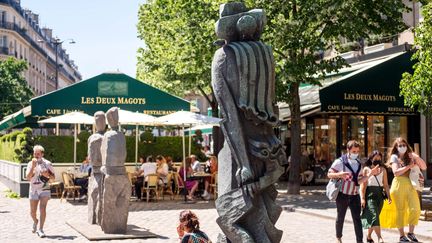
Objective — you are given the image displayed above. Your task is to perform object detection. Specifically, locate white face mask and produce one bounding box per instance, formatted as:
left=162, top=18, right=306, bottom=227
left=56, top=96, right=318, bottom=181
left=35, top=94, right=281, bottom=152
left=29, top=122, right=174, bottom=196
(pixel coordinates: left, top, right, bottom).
left=349, top=153, right=359, bottom=160
left=398, top=146, right=407, bottom=154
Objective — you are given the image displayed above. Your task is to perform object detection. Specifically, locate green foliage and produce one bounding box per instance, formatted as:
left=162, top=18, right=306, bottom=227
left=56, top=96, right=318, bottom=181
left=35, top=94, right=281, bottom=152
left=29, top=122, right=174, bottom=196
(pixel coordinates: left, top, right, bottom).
left=14, top=127, right=34, bottom=163
left=4, top=189, right=20, bottom=199
left=140, top=130, right=154, bottom=143
left=0, top=128, right=33, bottom=163
left=0, top=57, right=33, bottom=119
left=401, top=2, right=432, bottom=116
left=77, top=130, right=91, bottom=143
left=35, top=135, right=201, bottom=163
left=137, top=0, right=225, bottom=96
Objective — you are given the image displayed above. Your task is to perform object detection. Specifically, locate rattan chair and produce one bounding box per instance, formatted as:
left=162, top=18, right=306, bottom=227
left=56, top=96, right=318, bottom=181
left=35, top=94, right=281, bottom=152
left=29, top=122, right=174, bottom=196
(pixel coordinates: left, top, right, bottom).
left=142, top=173, right=159, bottom=203
left=49, top=178, right=62, bottom=198
left=174, top=172, right=185, bottom=200
left=210, top=172, right=218, bottom=199
left=161, top=172, right=174, bottom=200
left=60, top=172, right=81, bottom=202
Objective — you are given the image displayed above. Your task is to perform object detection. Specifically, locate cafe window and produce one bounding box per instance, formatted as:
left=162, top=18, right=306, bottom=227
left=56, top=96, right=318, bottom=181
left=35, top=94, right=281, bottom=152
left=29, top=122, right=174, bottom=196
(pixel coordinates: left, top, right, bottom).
left=314, top=118, right=337, bottom=166
left=341, top=115, right=365, bottom=157
left=367, top=116, right=385, bottom=155
left=300, top=119, right=314, bottom=155
left=387, top=116, right=408, bottom=147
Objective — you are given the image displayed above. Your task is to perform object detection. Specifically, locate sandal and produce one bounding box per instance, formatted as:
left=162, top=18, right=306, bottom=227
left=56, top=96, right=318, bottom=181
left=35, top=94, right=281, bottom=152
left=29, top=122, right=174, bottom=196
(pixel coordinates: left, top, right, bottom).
left=378, top=237, right=384, bottom=243
left=407, top=233, right=418, bottom=242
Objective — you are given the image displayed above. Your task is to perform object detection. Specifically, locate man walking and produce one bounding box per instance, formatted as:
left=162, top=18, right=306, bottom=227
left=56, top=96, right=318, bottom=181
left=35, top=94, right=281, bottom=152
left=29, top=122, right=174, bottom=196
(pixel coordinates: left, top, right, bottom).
left=26, top=145, right=55, bottom=238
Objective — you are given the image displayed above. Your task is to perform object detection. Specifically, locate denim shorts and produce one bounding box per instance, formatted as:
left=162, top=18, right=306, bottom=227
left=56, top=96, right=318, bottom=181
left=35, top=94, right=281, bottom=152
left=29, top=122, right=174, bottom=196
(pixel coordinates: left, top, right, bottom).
left=29, top=190, right=51, bottom=201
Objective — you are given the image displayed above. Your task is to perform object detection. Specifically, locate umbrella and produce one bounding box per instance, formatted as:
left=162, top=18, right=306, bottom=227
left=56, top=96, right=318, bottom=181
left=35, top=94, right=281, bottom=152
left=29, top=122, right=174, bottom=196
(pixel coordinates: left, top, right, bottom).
left=117, top=109, right=156, bottom=166
left=155, top=111, right=221, bottom=182
left=38, top=111, right=94, bottom=169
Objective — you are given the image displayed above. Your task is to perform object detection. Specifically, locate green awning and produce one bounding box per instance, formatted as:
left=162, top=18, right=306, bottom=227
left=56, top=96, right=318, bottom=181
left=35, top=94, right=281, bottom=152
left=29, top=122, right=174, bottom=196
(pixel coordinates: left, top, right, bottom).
left=30, top=72, right=190, bottom=117
left=319, top=51, right=416, bottom=115
left=0, top=106, right=30, bottom=131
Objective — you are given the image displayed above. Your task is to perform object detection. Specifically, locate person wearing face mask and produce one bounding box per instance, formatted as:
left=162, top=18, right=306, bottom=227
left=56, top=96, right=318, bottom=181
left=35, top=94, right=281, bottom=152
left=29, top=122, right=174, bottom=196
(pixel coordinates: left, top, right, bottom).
left=360, top=151, right=391, bottom=243
left=328, top=140, right=380, bottom=243
left=379, top=137, right=427, bottom=242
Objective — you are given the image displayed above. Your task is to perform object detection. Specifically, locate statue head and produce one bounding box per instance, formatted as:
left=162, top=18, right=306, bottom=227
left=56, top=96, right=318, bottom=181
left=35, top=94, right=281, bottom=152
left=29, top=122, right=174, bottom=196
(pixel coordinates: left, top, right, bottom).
left=94, top=111, right=106, bottom=133
left=215, top=2, right=266, bottom=43
left=106, top=107, right=119, bottom=130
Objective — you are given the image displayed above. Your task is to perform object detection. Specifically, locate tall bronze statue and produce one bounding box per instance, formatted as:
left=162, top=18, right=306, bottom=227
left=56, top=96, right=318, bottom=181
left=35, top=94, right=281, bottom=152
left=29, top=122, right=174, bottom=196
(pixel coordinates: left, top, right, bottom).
left=212, top=2, right=287, bottom=243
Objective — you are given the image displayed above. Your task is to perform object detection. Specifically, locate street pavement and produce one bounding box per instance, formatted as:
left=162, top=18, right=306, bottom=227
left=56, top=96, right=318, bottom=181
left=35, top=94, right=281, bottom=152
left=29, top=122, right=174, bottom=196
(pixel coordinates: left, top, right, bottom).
left=0, top=181, right=431, bottom=243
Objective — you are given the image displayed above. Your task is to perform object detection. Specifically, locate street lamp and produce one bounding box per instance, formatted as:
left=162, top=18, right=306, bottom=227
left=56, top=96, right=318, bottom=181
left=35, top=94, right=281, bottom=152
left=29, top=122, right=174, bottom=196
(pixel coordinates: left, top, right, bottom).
left=38, top=37, right=75, bottom=90
left=51, top=38, right=75, bottom=90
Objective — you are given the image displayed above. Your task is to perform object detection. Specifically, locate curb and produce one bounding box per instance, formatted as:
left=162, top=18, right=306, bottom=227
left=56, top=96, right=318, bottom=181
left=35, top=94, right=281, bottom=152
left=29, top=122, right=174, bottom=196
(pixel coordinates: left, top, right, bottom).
left=282, top=206, right=432, bottom=242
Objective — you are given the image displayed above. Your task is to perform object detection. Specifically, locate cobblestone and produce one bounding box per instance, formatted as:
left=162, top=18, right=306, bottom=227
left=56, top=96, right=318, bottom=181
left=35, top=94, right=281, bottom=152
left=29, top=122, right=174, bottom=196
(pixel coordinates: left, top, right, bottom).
left=0, top=182, right=431, bottom=243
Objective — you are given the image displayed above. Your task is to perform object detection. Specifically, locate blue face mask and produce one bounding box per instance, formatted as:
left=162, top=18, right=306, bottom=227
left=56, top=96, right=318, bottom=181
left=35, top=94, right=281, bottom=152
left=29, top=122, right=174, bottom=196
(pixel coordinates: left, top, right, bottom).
left=349, top=153, right=359, bottom=160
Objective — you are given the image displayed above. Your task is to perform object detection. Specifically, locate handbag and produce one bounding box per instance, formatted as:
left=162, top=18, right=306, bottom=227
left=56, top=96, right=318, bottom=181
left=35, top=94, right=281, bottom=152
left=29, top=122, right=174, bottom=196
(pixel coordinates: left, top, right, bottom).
left=326, top=179, right=342, bottom=201
left=373, top=175, right=388, bottom=200
left=409, top=165, right=424, bottom=192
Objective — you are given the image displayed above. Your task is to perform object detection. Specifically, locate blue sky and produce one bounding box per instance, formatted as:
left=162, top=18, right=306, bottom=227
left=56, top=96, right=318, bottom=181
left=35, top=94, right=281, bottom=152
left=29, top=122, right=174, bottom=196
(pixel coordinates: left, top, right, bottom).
left=21, top=0, right=145, bottom=80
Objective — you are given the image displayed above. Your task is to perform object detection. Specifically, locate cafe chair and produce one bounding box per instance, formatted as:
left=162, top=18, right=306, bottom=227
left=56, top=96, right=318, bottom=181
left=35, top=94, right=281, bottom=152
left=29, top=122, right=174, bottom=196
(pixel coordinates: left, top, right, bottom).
left=60, top=172, right=81, bottom=202
left=142, top=173, right=159, bottom=203
left=174, top=172, right=185, bottom=200
left=49, top=178, right=62, bottom=198
left=161, top=172, right=174, bottom=200
left=210, top=172, right=218, bottom=199
left=127, top=172, right=136, bottom=198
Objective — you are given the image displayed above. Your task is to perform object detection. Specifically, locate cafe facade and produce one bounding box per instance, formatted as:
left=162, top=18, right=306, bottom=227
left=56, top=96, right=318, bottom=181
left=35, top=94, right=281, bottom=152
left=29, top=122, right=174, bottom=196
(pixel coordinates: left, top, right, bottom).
left=279, top=45, right=432, bottom=179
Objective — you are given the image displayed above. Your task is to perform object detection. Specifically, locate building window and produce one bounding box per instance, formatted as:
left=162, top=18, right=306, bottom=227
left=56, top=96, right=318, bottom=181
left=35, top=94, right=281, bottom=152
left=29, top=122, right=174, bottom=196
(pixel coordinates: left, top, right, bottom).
left=341, top=115, right=366, bottom=157
left=367, top=116, right=385, bottom=154
left=387, top=116, right=408, bottom=147
left=314, top=118, right=337, bottom=166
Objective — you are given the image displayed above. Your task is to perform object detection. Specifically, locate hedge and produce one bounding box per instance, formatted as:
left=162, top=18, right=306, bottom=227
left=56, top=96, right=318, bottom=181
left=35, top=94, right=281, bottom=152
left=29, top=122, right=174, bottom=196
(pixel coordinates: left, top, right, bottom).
left=0, top=128, right=205, bottom=163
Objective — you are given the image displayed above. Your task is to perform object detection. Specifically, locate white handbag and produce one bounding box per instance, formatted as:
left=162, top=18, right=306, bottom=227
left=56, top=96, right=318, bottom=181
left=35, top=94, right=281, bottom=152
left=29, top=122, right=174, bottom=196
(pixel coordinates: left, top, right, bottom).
left=409, top=165, right=424, bottom=192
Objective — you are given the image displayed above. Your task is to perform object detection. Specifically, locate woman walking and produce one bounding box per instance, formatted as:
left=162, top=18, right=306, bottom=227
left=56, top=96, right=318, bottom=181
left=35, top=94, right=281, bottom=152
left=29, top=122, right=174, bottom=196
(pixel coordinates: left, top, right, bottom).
left=379, top=137, right=427, bottom=242
left=360, top=150, right=391, bottom=243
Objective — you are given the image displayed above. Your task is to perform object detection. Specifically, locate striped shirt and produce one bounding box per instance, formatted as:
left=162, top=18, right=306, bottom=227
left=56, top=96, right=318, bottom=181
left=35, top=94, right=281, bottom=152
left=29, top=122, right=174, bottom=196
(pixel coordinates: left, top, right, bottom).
left=330, top=156, right=362, bottom=195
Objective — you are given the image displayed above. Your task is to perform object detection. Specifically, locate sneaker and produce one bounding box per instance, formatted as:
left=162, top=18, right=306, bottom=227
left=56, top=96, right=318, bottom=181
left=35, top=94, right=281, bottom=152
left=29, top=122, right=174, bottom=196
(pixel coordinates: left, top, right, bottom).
left=36, top=229, right=46, bottom=238
left=407, top=233, right=418, bottom=242
left=399, top=235, right=410, bottom=242
left=336, top=238, right=342, bottom=243
left=202, top=190, right=209, bottom=197
left=32, top=220, right=38, bottom=233
left=203, top=194, right=211, bottom=200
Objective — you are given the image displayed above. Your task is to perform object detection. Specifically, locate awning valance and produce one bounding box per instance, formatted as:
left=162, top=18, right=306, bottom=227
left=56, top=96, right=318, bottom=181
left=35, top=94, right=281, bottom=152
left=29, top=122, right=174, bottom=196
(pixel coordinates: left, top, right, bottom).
left=319, top=51, right=416, bottom=115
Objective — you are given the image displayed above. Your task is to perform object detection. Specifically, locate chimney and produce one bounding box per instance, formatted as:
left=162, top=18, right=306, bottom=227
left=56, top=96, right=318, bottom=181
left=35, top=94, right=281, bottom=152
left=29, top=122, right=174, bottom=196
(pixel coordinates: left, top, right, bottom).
left=42, top=28, right=52, bottom=39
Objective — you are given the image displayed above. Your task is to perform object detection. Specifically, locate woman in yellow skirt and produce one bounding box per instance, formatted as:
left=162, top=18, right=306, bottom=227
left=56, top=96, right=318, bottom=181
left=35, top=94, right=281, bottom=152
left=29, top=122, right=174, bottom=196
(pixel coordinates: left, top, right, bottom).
left=379, top=137, right=427, bottom=242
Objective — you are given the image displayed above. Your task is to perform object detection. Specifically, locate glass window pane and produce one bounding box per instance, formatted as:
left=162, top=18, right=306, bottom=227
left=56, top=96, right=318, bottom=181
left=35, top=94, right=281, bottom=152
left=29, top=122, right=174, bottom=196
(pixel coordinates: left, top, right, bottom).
left=387, top=116, right=408, bottom=147
left=341, top=115, right=365, bottom=157
left=367, top=116, right=385, bottom=154
left=314, top=118, right=337, bottom=166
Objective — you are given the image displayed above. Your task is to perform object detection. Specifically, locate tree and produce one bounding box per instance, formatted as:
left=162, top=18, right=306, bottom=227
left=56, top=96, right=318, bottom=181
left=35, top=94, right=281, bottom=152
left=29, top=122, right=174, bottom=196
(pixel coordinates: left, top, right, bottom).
left=0, top=57, right=32, bottom=119
left=401, top=2, right=432, bottom=117
left=137, top=0, right=408, bottom=194
left=137, top=0, right=226, bottom=153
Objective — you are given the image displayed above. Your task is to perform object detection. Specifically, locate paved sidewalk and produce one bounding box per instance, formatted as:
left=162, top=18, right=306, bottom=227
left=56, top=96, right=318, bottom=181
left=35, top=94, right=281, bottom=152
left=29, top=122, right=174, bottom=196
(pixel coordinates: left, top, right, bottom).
left=0, top=181, right=431, bottom=242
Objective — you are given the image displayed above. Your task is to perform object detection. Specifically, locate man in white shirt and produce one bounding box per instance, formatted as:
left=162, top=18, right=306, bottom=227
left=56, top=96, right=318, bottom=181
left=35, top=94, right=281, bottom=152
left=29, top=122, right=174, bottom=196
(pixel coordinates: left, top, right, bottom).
left=26, top=145, right=55, bottom=238
left=134, top=158, right=157, bottom=200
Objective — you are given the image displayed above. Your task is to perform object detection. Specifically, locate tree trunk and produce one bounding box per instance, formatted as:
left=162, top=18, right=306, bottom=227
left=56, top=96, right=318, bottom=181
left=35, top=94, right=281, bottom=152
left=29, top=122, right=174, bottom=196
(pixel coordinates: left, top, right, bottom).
left=287, top=82, right=301, bottom=194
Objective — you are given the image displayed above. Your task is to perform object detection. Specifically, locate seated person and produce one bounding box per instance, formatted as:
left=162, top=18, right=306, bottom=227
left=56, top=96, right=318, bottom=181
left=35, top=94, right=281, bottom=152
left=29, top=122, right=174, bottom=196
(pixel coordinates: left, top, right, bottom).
left=178, top=157, right=198, bottom=200
left=300, top=151, right=314, bottom=185
left=203, top=155, right=218, bottom=200
left=156, top=155, right=169, bottom=186
left=166, top=156, right=177, bottom=172
left=190, top=155, right=202, bottom=172
left=134, top=155, right=157, bottom=200
left=75, top=156, right=92, bottom=199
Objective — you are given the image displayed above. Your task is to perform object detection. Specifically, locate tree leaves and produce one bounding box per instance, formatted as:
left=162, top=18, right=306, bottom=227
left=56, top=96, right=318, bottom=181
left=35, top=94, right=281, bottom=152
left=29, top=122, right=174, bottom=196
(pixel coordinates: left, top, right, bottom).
left=401, top=2, right=432, bottom=116
left=0, top=57, right=33, bottom=119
